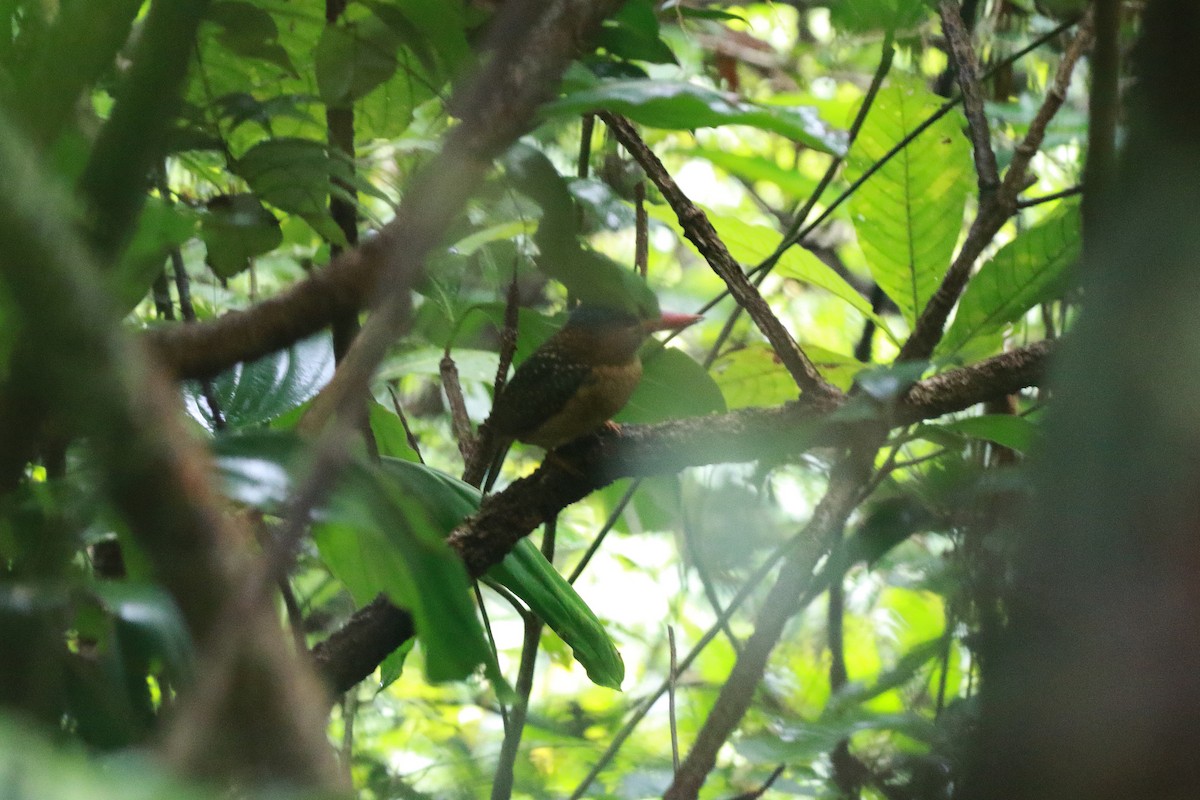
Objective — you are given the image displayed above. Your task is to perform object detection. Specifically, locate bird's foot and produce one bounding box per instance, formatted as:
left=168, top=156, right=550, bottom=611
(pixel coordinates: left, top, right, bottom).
left=600, top=420, right=623, bottom=436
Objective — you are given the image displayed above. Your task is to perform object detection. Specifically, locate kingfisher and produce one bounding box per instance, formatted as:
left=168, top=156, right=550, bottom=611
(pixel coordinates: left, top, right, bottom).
left=475, top=304, right=701, bottom=490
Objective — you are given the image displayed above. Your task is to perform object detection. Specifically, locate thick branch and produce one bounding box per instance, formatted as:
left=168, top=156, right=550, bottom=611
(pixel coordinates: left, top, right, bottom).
left=313, top=341, right=1052, bottom=692
left=0, top=111, right=343, bottom=789
left=148, top=0, right=624, bottom=382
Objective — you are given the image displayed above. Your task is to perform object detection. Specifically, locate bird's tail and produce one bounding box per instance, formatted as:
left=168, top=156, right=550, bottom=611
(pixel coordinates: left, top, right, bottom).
left=461, top=420, right=512, bottom=493
left=481, top=440, right=512, bottom=494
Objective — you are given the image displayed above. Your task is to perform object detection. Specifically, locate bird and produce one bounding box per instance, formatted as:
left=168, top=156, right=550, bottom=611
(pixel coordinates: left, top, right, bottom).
left=474, top=304, right=701, bottom=490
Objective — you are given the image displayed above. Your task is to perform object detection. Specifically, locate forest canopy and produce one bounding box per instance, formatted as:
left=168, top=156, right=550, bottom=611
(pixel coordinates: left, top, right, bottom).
left=3, top=2, right=1197, bottom=800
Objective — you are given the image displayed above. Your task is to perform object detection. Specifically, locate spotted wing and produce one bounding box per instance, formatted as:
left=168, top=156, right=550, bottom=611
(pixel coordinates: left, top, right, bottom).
left=487, top=346, right=592, bottom=442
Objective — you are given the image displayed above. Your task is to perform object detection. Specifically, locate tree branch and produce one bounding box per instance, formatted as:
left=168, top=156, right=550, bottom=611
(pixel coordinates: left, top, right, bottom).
left=313, top=340, right=1053, bottom=692
left=0, top=109, right=344, bottom=789
left=664, top=448, right=876, bottom=800
left=600, top=112, right=841, bottom=401
left=939, top=0, right=1000, bottom=196
left=898, top=18, right=1093, bottom=363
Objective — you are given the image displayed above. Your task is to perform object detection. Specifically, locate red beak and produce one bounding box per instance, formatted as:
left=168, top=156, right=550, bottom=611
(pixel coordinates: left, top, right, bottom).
left=644, top=311, right=703, bottom=333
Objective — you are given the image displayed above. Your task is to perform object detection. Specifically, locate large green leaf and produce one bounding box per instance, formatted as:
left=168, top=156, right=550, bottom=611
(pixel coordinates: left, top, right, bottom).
left=501, top=144, right=661, bottom=316
left=844, top=83, right=973, bottom=325
left=377, top=462, right=625, bottom=690
left=489, top=541, right=625, bottom=689
left=199, top=193, right=282, bottom=279
left=182, top=333, right=334, bottom=430
left=595, top=0, right=676, bottom=65
left=111, top=198, right=198, bottom=312
left=684, top=212, right=897, bottom=342
left=214, top=432, right=489, bottom=682
left=314, top=17, right=400, bottom=107
left=205, top=1, right=298, bottom=76
left=711, top=344, right=802, bottom=410
left=929, top=413, right=1041, bottom=454
left=711, top=342, right=866, bottom=410
left=678, top=147, right=821, bottom=199
left=213, top=434, right=624, bottom=688
left=940, top=202, right=1080, bottom=359
left=233, top=139, right=349, bottom=244
left=619, top=348, right=726, bottom=424
left=0, top=717, right=216, bottom=800
left=545, top=80, right=846, bottom=154
left=829, top=0, right=934, bottom=32
left=90, top=582, right=196, bottom=687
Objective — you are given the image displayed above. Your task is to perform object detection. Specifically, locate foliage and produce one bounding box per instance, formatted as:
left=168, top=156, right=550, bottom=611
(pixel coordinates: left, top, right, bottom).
left=0, top=0, right=1132, bottom=798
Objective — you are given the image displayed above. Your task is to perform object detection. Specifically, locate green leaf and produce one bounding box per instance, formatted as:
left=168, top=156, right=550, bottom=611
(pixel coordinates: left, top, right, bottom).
left=0, top=718, right=216, bottom=800
left=619, top=348, right=726, bottom=424
left=206, top=1, right=297, bottom=76
left=368, top=401, right=421, bottom=461
left=234, top=138, right=338, bottom=218
left=375, top=462, right=625, bottom=690
left=845, top=496, right=935, bottom=567
left=711, top=344, right=801, bottom=410
left=501, top=144, right=661, bottom=316
left=844, top=83, right=973, bottom=325
left=214, top=434, right=622, bottom=687
left=214, top=433, right=489, bottom=682
left=111, top=198, right=198, bottom=312
left=597, top=0, right=676, bottom=65
left=182, top=333, right=334, bottom=430
left=804, top=344, right=869, bottom=391
left=829, top=0, right=934, bottom=32
left=379, top=347, right=499, bottom=384
left=822, top=638, right=946, bottom=716
left=378, top=638, right=415, bottom=690
left=711, top=343, right=866, bottom=410
left=374, top=0, right=470, bottom=74
left=490, top=540, right=625, bottom=689
left=544, top=80, right=846, bottom=154
left=940, top=203, right=1080, bottom=358
left=91, top=582, right=195, bottom=686
left=314, top=19, right=400, bottom=107
left=449, top=220, right=538, bottom=258
left=200, top=193, right=282, bottom=279
left=679, top=147, right=820, bottom=199
left=700, top=213, right=897, bottom=342
left=934, top=413, right=1041, bottom=453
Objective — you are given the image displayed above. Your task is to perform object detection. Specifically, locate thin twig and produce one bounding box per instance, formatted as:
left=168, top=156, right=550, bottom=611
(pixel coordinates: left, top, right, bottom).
left=663, top=448, right=878, bottom=800
left=669, top=625, right=681, bottom=774
left=491, top=516, right=555, bottom=800
left=680, top=510, right=742, bottom=651
left=386, top=384, right=425, bottom=463
left=567, top=480, right=639, bottom=584
left=577, top=113, right=595, bottom=179
left=1017, top=184, right=1084, bottom=208
left=939, top=0, right=1000, bottom=196
left=635, top=181, right=648, bottom=277
left=684, top=31, right=893, bottom=364
left=568, top=535, right=801, bottom=799
left=726, top=764, right=786, bottom=800
left=441, top=351, right=476, bottom=462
